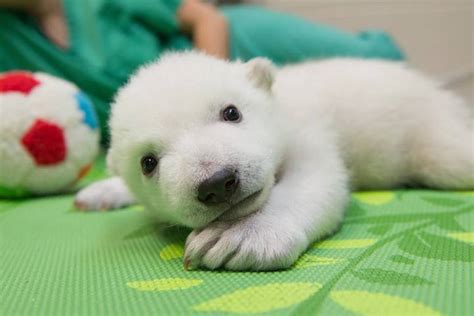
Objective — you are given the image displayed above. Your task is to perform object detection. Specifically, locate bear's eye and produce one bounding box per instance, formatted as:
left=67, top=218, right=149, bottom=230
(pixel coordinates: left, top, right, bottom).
left=141, top=154, right=158, bottom=176
left=221, top=105, right=242, bottom=122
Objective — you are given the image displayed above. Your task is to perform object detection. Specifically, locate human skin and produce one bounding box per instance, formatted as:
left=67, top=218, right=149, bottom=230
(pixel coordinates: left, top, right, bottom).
left=178, top=0, right=229, bottom=59
left=0, top=0, right=229, bottom=58
left=0, top=0, right=69, bottom=48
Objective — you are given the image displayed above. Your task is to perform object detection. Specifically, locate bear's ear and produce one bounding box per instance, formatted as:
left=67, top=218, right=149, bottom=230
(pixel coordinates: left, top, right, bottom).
left=245, top=58, right=275, bottom=92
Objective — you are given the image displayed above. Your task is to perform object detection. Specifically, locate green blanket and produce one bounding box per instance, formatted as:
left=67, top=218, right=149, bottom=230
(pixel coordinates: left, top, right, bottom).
left=2, top=158, right=473, bottom=315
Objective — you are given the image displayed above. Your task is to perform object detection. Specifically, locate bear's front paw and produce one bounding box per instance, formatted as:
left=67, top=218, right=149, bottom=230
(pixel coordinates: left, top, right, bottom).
left=74, top=177, right=135, bottom=211
left=184, top=216, right=307, bottom=271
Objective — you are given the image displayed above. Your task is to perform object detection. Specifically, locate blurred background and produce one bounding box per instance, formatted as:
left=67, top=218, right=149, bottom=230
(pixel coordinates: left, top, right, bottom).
left=0, top=0, right=472, bottom=142
left=224, top=0, right=473, bottom=104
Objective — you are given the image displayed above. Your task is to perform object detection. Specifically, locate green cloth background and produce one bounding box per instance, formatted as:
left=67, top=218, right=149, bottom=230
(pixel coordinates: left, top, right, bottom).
left=0, top=1, right=404, bottom=143
left=1, top=157, right=473, bottom=315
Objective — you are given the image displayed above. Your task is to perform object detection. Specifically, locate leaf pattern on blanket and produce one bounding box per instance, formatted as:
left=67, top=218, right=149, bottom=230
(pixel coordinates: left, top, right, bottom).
left=457, top=191, right=474, bottom=196
left=353, top=191, right=396, bottom=205
left=293, top=255, right=344, bottom=269
left=160, top=243, right=184, bottom=260
left=433, top=214, right=464, bottom=230
left=330, top=290, right=441, bottom=316
left=351, top=268, right=432, bottom=285
left=345, top=200, right=367, bottom=217
left=389, top=255, right=415, bottom=265
left=314, top=239, right=377, bottom=249
left=447, top=232, right=474, bottom=243
left=421, top=196, right=465, bottom=207
left=193, top=283, right=322, bottom=313
left=290, top=193, right=473, bottom=315
left=127, top=278, right=203, bottom=291
left=367, top=224, right=392, bottom=235
left=398, top=231, right=474, bottom=262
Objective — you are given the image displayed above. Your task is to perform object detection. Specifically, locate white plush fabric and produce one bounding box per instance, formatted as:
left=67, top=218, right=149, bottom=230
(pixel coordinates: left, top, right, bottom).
left=0, top=72, right=99, bottom=195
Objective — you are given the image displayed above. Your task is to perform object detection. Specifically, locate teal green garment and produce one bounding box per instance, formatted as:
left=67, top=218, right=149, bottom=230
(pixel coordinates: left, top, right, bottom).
left=222, top=6, right=404, bottom=65
left=0, top=1, right=404, bottom=143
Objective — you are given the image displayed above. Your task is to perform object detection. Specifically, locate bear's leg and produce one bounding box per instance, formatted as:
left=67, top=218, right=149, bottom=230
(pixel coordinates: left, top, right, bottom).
left=410, top=113, right=474, bottom=189
left=184, top=139, right=350, bottom=270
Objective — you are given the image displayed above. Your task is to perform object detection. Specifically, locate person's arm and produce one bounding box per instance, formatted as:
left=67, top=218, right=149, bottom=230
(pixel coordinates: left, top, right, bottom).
left=0, top=0, right=69, bottom=49
left=178, top=0, right=228, bottom=59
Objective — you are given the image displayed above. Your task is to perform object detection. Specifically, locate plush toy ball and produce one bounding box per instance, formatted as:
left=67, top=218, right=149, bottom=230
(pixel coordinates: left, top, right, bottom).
left=0, top=71, right=100, bottom=197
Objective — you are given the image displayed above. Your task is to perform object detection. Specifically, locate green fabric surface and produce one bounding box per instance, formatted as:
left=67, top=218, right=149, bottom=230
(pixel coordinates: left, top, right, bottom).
left=1, top=157, right=473, bottom=315
left=221, top=6, right=404, bottom=65
left=0, top=3, right=404, bottom=143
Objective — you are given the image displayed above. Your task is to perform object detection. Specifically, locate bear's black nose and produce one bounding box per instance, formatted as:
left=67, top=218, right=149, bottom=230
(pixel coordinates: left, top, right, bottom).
left=198, top=168, right=239, bottom=205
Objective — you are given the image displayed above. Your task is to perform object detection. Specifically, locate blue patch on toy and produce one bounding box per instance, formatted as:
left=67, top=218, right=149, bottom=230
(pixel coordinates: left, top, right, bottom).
left=75, top=91, right=98, bottom=129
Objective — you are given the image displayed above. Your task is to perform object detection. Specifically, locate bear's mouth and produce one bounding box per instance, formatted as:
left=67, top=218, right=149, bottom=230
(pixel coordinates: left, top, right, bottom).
left=187, top=189, right=264, bottom=227
left=221, top=189, right=263, bottom=216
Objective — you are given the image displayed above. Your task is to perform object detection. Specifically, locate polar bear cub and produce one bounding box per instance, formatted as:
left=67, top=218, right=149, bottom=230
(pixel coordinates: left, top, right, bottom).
left=75, top=52, right=473, bottom=270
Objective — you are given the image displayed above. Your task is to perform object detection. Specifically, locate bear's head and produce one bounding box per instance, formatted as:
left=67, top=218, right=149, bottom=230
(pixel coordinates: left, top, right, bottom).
left=107, top=52, right=286, bottom=228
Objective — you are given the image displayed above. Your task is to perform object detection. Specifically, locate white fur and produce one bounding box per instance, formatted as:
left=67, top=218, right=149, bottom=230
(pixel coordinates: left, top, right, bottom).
left=74, top=177, right=135, bottom=210
left=75, top=52, right=474, bottom=270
